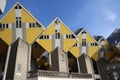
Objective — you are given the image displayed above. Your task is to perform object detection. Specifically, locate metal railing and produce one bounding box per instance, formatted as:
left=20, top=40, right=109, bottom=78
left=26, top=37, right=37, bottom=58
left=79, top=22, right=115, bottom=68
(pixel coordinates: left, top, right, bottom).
left=27, top=70, right=92, bottom=79
left=38, top=70, right=69, bottom=78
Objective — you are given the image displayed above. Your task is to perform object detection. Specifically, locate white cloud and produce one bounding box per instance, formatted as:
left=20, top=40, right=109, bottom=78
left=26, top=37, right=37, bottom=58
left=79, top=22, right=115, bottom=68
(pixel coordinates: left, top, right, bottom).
left=103, top=10, right=117, bottom=21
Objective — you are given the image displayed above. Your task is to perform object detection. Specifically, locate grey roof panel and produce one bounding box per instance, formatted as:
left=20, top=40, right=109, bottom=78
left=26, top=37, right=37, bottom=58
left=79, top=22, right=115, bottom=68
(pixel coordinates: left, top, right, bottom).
left=74, top=28, right=84, bottom=35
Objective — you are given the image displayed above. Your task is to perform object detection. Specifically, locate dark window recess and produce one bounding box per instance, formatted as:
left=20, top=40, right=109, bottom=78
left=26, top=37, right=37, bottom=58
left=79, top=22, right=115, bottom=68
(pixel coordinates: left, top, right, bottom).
left=47, top=35, right=49, bottom=39
left=95, top=43, right=98, bottom=46
left=55, top=32, right=57, bottom=39
left=0, top=23, right=2, bottom=28
left=19, top=5, right=22, bottom=9
left=82, top=39, right=86, bottom=46
left=16, top=17, right=22, bottom=28
left=39, top=35, right=43, bottom=39
left=74, top=43, right=77, bottom=47
left=66, top=35, right=68, bottom=39
left=55, top=30, right=60, bottom=39
left=54, top=19, right=60, bottom=24
left=14, top=6, right=17, bottom=9
left=71, top=34, right=75, bottom=38
left=44, top=35, right=47, bottom=39
left=36, top=22, right=41, bottom=27
left=16, top=20, right=18, bottom=28
left=19, top=20, right=22, bottom=28
left=14, top=4, right=22, bottom=9
left=6, top=24, right=8, bottom=28
left=29, top=23, right=31, bottom=28
left=58, top=33, right=60, bottom=39
left=82, top=30, right=86, bottom=34
left=33, top=23, right=35, bottom=27
left=3, top=24, right=5, bottom=28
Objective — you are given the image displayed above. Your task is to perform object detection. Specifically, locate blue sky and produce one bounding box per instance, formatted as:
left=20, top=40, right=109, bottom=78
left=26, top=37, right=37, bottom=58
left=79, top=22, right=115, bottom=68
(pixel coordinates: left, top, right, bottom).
left=0, top=0, right=120, bottom=38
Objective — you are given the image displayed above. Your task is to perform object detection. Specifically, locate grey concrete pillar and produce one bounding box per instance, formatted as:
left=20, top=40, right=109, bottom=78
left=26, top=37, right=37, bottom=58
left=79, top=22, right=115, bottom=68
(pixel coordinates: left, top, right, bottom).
left=3, top=46, right=11, bottom=80
left=28, top=45, right=31, bottom=71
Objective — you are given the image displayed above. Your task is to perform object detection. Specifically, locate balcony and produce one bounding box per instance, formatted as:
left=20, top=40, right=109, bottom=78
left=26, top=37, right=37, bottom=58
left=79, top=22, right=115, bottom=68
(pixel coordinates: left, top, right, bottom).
left=27, top=70, right=93, bottom=80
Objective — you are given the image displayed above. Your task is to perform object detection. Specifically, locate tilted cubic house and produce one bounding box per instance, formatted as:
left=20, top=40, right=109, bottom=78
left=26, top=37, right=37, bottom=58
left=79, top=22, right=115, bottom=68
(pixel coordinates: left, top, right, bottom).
left=0, top=2, right=120, bottom=80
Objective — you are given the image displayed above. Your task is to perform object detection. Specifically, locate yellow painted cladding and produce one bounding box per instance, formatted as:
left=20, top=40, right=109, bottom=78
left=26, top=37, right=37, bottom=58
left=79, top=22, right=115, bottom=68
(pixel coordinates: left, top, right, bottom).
left=92, top=52, right=99, bottom=61
left=64, top=39, right=76, bottom=52
left=0, top=29, right=12, bottom=45
left=88, top=46, right=99, bottom=57
left=37, top=40, right=52, bottom=53
left=22, top=8, right=36, bottom=23
left=0, top=8, right=16, bottom=23
left=44, top=23, right=55, bottom=35
left=26, top=28, right=43, bottom=44
left=60, top=23, right=71, bottom=34
left=69, top=46, right=80, bottom=58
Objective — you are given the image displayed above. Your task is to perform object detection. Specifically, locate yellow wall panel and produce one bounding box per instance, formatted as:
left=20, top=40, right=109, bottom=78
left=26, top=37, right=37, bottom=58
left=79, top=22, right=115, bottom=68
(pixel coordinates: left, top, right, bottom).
left=70, top=47, right=80, bottom=58
left=1, top=8, right=15, bottom=23
left=92, top=52, right=99, bottom=61
left=64, top=39, right=76, bottom=52
left=60, top=23, right=72, bottom=34
left=37, top=40, right=52, bottom=53
left=0, top=29, right=12, bottom=45
left=22, top=9, right=36, bottom=23
left=26, top=28, right=43, bottom=44
left=44, top=23, right=55, bottom=35
left=78, top=34, right=82, bottom=43
left=88, top=46, right=99, bottom=57
left=86, top=33, right=95, bottom=43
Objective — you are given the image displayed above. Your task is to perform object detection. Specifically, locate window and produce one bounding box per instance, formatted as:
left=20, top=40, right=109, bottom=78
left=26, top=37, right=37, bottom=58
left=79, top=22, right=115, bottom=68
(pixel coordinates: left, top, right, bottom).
left=16, top=64, right=21, bottom=73
left=100, top=45, right=104, bottom=52
left=74, top=43, right=78, bottom=47
left=3, top=24, right=5, bottom=28
left=29, top=23, right=36, bottom=28
left=91, top=42, right=98, bottom=46
left=14, top=4, right=22, bottom=9
left=16, top=17, right=22, bottom=28
left=29, top=23, right=31, bottom=28
left=66, top=35, right=68, bottom=39
left=39, top=35, right=49, bottom=39
left=33, top=23, right=35, bottom=27
left=19, top=17, right=22, bottom=28
left=82, top=30, right=86, bottom=34
left=66, top=34, right=75, bottom=39
left=0, top=23, right=2, bottom=28
left=6, top=24, right=8, bottom=28
left=82, top=39, right=86, bottom=46
left=0, top=23, right=9, bottom=28
left=55, top=30, right=60, bottom=39
left=36, top=22, right=41, bottom=27
left=71, top=34, right=75, bottom=38
left=54, top=19, right=60, bottom=24
left=39, top=35, right=43, bottom=39
left=47, top=35, right=49, bottom=39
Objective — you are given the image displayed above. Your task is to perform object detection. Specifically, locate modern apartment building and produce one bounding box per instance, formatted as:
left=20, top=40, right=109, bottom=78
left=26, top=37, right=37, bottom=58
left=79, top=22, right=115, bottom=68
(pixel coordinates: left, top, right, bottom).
left=0, top=2, right=120, bottom=80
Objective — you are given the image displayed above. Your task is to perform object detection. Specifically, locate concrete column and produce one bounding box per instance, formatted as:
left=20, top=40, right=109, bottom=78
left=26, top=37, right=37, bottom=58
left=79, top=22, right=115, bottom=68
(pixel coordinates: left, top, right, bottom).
left=13, top=39, right=29, bottom=80
left=85, top=56, right=93, bottom=74
left=77, top=58, right=80, bottom=73
left=49, top=53, right=51, bottom=69
left=3, top=46, right=11, bottom=80
left=28, top=45, right=31, bottom=71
